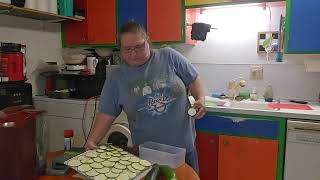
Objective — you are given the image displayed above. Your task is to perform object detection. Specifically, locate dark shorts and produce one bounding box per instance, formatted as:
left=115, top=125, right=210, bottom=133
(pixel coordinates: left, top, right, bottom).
left=185, top=148, right=199, bottom=174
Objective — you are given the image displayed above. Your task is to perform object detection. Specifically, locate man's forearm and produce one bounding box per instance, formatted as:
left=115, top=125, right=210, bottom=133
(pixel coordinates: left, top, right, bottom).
left=87, top=113, right=115, bottom=144
left=188, top=76, right=205, bottom=101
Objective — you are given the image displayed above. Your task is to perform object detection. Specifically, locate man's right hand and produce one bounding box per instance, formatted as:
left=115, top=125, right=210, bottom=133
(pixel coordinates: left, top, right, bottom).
left=84, top=140, right=98, bottom=151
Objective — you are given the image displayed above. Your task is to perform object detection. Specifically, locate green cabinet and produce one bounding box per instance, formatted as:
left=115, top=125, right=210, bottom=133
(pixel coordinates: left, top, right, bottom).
left=284, top=0, right=320, bottom=54
left=195, top=112, right=286, bottom=180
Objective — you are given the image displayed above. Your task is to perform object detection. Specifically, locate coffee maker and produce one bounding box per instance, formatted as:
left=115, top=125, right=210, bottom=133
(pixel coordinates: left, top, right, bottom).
left=0, top=42, right=26, bottom=82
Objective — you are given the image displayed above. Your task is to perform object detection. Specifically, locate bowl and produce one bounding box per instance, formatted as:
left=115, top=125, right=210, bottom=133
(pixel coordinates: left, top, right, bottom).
left=63, top=54, right=86, bottom=65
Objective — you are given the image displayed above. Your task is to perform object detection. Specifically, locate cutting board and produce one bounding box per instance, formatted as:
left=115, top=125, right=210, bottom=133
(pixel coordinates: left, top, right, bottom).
left=268, top=103, right=312, bottom=110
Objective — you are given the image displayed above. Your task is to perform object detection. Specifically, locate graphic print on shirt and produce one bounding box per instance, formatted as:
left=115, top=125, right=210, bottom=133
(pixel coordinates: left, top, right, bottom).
left=128, top=77, right=184, bottom=117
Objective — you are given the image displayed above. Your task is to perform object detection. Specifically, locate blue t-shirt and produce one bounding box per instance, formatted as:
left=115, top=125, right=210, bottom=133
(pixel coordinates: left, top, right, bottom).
left=99, top=47, right=199, bottom=152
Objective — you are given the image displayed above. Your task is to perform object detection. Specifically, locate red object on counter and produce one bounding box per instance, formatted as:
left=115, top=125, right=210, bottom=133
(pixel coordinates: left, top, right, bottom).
left=1, top=52, right=25, bottom=81
left=0, top=106, right=44, bottom=180
left=64, top=129, right=74, bottom=138
left=268, top=103, right=312, bottom=110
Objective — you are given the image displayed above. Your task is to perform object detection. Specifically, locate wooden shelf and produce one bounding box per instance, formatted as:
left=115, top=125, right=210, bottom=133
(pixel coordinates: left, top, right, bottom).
left=0, top=2, right=83, bottom=22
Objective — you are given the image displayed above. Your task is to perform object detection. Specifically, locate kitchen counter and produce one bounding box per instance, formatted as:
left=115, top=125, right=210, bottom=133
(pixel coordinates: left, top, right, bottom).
left=204, top=98, right=320, bottom=120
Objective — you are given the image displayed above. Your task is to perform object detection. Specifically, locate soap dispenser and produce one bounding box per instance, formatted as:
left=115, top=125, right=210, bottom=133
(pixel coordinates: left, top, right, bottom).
left=264, top=84, right=273, bottom=102
left=250, top=87, right=258, bottom=101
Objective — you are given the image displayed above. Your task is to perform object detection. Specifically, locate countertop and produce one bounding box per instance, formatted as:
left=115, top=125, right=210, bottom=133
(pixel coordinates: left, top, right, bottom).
left=33, top=96, right=320, bottom=120
left=203, top=98, right=320, bottom=121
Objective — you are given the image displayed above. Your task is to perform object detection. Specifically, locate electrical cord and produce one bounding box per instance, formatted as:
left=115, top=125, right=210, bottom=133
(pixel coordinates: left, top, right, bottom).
left=83, top=96, right=99, bottom=147
left=81, top=96, right=98, bottom=144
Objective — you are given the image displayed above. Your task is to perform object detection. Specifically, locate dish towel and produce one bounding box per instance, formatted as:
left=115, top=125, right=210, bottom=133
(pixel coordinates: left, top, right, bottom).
left=191, top=23, right=211, bottom=41
left=304, top=59, right=320, bottom=72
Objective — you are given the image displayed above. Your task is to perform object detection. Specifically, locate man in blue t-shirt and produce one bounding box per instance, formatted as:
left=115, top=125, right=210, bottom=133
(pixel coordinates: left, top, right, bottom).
left=85, top=22, right=206, bottom=173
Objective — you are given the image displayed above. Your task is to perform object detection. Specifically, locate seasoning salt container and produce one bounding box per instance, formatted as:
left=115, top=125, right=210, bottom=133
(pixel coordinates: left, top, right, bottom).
left=64, top=129, right=74, bottom=151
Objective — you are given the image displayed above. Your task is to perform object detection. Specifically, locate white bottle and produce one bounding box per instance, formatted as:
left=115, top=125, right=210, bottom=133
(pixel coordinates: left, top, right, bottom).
left=49, top=0, right=57, bottom=14
left=0, top=0, right=11, bottom=4
left=250, top=87, right=258, bottom=101
left=37, top=0, right=49, bottom=12
left=25, top=0, right=37, bottom=9
left=64, top=130, right=74, bottom=151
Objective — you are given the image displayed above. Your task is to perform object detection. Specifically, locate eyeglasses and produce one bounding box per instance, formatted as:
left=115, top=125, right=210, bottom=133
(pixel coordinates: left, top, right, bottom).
left=121, top=41, right=146, bottom=54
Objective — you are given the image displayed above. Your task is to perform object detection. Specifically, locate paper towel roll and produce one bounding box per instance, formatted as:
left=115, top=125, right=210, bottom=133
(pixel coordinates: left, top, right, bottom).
left=25, top=0, right=37, bottom=9
left=49, top=0, right=57, bottom=14
left=37, top=0, right=49, bottom=12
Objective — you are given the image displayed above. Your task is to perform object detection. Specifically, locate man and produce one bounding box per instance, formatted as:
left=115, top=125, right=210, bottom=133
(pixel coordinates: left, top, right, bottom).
left=85, top=22, right=206, bottom=173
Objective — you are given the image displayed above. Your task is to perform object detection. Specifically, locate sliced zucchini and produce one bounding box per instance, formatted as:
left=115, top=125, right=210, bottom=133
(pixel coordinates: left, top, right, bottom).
left=81, top=158, right=94, bottom=164
left=112, top=153, right=121, bottom=157
left=132, top=162, right=145, bottom=171
left=86, top=169, right=99, bottom=177
left=140, top=160, right=151, bottom=167
left=111, top=167, right=122, bottom=174
left=78, top=164, right=92, bottom=172
left=94, top=174, right=107, bottom=180
left=77, top=156, right=86, bottom=160
left=105, top=172, right=119, bottom=178
left=120, top=151, right=128, bottom=155
left=114, top=163, right=126, bottom=170
left=102, top=161, right=115, bottom=167
left=99, top=145, right=107, bottom=150
left=106, top=148, right=114, bottom=151
left=117, top=174, right=130, bottom=180
left=90, top=162, right=103, bottom=169
left=109, top=157, right=120, bottom=162
left=96, top=167, right=110, bottom=174
left=127, top=165, right=140, bottom=173
left=96, top=149, right=105, bottom=153
left=86, top=151, right=98, bottom=158
left=120, top=156, right=130, bottom=161
left=93, top=157, right=104, bottom=163
left=122, top=171, right=136, bottom=179
left=119, top=160, right=131, bottom=166
left=129, top=157, right=140, bottom=163
left=99, top=153, right=111, bottom=159
left=67, top=159, right=81, bottom=167
left=106, top=152, right=113, bottom=156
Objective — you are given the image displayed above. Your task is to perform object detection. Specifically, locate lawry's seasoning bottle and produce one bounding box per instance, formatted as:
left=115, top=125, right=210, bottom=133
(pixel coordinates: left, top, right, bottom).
left=64, top=130, right=74, bottom=151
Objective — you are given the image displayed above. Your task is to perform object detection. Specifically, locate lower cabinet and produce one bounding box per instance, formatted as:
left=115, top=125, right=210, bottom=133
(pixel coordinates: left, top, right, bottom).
left=196, top=132, right=219, bottom=180
left=196, top=113, right=285, bottom=180
left=218, top=135, right=278, bottom=180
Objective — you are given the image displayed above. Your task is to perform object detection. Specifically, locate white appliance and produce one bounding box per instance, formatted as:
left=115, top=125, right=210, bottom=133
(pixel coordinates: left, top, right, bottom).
left=105, top=111, right=133, bottom=147
left=285, top=119, right=320, bottom=180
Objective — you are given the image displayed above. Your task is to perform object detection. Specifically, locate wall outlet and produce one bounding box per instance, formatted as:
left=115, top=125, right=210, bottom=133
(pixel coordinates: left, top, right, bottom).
left=250, top=65, right=263, bottom=80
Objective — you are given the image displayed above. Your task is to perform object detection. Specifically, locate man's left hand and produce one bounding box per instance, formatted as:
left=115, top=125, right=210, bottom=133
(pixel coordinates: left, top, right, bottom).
left=193, top=98, right=207, bottom=119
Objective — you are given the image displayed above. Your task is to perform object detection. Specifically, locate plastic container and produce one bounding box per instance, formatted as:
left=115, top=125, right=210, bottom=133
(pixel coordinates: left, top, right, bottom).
left=139, top=141, right=186, bottom=169
left=58, top=0, right=73, bottom=16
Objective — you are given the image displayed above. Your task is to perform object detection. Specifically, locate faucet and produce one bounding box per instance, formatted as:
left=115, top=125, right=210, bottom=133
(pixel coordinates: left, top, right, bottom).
left=227, top=77, right=246, bottom=101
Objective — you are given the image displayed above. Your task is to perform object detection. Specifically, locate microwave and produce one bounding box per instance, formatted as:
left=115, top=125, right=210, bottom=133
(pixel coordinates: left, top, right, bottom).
left=0, top=82, right=33, bottom=110
left=45, top=74, right=106, bottom=99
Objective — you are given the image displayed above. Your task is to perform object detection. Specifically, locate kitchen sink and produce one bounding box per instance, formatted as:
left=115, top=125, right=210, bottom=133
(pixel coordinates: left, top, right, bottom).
left=226, top=100, right=273, bottom=110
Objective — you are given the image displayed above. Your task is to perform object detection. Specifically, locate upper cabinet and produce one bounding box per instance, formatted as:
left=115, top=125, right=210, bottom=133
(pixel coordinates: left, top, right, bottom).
left=284, top=0, right=320, bottom=54
left=118, top=0, right=184, bottom=43
left=118, top=0, right=147, bottom=30
left=63, top=0, right=116, bottom=47
left=147, top=0, right=184, bottom=42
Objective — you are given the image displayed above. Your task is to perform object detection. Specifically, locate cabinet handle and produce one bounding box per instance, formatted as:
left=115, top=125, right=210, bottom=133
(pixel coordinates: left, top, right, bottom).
left=223, top=140, right=229, bottom=146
